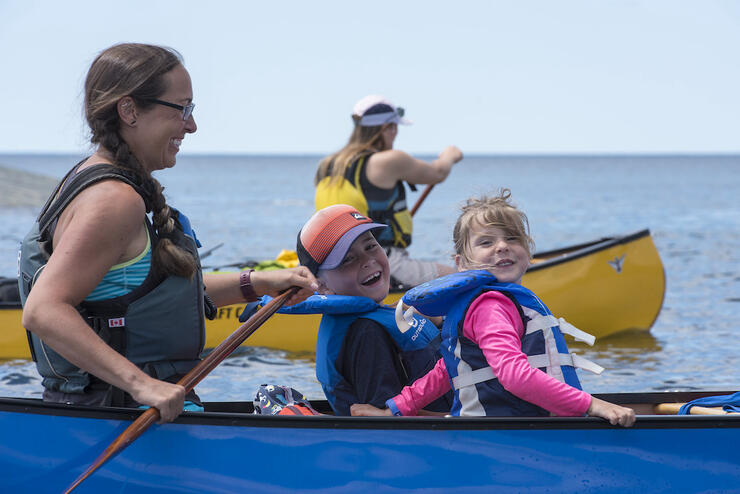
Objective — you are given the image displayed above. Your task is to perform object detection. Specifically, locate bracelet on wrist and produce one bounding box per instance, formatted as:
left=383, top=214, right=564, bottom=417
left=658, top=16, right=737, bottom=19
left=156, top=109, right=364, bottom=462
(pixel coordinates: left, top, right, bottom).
left=239, top=269, right=258, bottom=302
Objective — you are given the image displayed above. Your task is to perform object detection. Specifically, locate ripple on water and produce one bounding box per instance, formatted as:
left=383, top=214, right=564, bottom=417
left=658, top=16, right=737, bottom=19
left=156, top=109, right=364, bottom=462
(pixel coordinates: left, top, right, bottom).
left=0, top=360, right=43, bottom=398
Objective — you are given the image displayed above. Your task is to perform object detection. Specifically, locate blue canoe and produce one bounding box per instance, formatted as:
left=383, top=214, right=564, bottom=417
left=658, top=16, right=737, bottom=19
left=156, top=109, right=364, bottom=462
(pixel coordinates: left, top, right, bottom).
left=1, top=391, right=739, bottom=493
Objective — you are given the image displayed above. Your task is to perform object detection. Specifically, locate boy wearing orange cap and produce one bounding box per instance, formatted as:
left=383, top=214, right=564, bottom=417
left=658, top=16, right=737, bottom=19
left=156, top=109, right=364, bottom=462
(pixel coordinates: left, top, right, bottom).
left=291, top=204, right=452, bottom=415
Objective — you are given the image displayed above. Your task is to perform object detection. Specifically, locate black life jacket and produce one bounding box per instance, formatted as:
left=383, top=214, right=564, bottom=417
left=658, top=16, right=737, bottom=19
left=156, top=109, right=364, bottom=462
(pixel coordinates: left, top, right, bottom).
left=18, top=163, right=214, bottom=406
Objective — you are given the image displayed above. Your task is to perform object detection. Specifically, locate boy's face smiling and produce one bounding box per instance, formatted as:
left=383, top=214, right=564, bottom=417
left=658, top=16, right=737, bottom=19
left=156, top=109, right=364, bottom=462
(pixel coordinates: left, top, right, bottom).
left=318, top=231, right=390, bottom=302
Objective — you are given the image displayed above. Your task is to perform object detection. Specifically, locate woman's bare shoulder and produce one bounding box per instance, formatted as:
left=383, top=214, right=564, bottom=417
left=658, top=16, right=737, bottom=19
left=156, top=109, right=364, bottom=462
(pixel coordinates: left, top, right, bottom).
left=76, top=178, right=146, bottom=217
left=56, top=178, right=147, bottom=245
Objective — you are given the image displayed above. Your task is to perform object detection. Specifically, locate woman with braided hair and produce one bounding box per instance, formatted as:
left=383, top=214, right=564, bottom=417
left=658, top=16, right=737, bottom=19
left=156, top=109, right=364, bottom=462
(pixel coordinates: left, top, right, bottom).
left=19, top=43, right=318, bottom=422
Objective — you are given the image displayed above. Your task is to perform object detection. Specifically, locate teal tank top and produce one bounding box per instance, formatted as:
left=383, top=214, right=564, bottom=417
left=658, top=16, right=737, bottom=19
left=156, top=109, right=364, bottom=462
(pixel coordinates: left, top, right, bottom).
left=86, top=229, right=151, bottom=301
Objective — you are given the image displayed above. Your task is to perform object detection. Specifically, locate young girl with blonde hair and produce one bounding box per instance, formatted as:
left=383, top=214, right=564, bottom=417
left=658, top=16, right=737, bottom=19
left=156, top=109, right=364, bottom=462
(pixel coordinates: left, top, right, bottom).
left=351, top=190, right=635, bottom=426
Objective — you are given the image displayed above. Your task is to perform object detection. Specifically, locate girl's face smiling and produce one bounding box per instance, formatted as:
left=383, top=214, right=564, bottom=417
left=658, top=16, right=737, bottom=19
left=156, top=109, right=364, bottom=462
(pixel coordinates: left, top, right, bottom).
left=128, top=64, right=197, bottom=173
left=456, top=221, right=530, bottom=284
left=318, top=231, right=390, bottom=302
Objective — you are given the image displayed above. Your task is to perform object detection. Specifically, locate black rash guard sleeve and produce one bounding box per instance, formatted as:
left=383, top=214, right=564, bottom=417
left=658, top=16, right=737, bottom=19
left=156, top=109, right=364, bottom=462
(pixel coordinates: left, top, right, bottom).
left=336, top=317, right=408, bottom=410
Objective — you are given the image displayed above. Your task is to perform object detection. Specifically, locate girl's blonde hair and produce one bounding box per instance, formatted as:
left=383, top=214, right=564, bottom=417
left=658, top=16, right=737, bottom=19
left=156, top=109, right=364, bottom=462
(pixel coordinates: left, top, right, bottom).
left=314, top=118, right=388, bottom=185
left=453, top=189, right=534, bottom=267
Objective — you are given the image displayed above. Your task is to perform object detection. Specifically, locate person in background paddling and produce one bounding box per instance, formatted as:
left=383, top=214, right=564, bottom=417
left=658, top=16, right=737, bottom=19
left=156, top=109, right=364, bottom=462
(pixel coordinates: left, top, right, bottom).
left=283, top=204, right=452, bottom=415
left=351, top=190, right=636, bottom=427
left=314, top=95, right=463, bottom=288
left=18, top=43, right=317, bottom=422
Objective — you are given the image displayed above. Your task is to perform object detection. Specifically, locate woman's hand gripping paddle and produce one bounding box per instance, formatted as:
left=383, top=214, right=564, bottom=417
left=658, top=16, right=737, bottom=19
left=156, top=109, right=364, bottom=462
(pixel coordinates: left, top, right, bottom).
left=63, top=287, right=300, bottom=494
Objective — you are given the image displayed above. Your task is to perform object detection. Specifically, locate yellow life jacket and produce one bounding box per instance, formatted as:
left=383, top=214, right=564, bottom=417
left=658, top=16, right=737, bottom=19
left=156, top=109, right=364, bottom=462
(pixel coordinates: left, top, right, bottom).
left=315, top=154, right=413, bottom=248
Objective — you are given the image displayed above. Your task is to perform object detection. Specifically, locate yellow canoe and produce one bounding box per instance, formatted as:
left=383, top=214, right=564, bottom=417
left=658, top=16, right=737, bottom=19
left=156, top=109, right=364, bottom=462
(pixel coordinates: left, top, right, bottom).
left=0, top=229, right=664, bottom=360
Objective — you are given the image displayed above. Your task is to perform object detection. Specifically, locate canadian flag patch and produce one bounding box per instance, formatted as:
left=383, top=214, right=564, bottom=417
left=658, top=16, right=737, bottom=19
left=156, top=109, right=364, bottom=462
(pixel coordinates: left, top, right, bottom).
left=108, top=318, right=125, bottom=328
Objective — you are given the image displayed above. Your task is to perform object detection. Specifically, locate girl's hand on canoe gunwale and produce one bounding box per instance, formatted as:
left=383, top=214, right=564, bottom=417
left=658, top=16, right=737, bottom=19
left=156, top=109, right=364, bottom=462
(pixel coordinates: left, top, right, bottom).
left=587, top=397, right=636, bottom=427
left=350, top=404, right=393, bottom=417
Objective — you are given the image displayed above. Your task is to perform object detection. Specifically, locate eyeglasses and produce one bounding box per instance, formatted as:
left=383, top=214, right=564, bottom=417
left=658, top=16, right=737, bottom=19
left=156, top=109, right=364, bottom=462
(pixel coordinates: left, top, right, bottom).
left=145, top=99, right=195, bottom=120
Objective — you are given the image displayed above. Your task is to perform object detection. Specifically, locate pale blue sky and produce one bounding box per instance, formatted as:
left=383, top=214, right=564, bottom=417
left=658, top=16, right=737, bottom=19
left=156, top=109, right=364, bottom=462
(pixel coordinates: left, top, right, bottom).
left=1, top=0, right=738, bottom=155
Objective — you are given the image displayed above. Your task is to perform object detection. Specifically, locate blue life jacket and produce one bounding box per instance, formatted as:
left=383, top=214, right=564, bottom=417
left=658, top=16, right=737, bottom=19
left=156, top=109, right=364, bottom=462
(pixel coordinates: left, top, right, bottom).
left=679, top=392, right=740, bottom=414
left=400, top=270, right=602, bottom=417
left=277, top=294, right=448, bottom=414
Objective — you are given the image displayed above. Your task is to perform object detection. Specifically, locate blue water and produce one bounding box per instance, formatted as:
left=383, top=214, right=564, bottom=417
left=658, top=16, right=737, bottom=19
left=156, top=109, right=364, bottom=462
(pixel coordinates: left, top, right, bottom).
left=1, top=153, right=738, bottom=401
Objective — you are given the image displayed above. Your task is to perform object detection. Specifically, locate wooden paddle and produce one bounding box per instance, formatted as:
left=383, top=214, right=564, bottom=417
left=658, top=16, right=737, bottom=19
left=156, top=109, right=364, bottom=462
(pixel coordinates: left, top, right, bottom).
left=654, top=402, right=731, bottom=415
left=63, top=286, right=299, bottom=494
left=410, top=184, right=434, bottom=217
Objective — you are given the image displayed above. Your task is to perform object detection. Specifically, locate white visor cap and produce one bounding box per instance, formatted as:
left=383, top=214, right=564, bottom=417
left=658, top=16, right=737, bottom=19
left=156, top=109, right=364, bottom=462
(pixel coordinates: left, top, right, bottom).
left=353, top=94, right=413, bottom=127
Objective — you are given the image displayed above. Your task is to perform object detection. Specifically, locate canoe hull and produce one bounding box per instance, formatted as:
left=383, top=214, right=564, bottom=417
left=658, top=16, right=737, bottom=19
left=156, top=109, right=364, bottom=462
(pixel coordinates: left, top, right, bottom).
left=0, top=229, right=665, bottom=359
left=1, top=392, right=738, bottom=493
left=523, top=229, right=665, bottom=338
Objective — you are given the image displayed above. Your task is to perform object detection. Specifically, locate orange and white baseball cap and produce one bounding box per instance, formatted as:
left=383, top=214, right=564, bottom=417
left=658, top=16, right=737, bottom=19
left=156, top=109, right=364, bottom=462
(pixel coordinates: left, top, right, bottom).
left=297, top=204, right=387, bottom=274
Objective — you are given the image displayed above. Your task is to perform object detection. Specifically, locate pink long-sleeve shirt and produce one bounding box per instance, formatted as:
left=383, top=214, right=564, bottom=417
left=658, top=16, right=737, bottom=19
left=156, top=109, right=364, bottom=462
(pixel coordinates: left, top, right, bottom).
left=391, top=291, right=592, bottom=417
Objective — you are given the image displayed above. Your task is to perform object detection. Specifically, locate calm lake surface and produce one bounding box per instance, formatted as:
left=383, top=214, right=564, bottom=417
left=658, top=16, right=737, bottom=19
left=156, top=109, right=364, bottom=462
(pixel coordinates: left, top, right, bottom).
left=0, top=153, right=738, bottom=401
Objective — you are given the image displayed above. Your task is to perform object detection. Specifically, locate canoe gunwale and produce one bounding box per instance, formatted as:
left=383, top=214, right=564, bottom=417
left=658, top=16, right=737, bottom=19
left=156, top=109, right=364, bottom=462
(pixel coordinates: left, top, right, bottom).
left=525, top=228, right=652, bottom=273
left=2, top=391, right=738, bottom=431
left=386, top=228, right=656, bottom=296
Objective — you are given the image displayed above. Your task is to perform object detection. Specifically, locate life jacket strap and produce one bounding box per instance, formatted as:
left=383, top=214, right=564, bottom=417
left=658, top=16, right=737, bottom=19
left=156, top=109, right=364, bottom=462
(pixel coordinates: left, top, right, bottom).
left=526, top=315, right=596, bottom=346
left=451, top=366, right=495, bottom=389
left=527, top=353, right=604, bottom=375
left=451, top=352, right=604, bottom=390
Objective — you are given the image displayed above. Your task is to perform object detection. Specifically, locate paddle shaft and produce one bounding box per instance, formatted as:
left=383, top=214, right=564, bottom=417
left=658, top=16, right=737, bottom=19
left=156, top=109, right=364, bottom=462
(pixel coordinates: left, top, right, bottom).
left=409, top=184, right=434, bottom=217
left=654, top=402, right=730, bottom=415
left=63, top=287, right=299, bottom=494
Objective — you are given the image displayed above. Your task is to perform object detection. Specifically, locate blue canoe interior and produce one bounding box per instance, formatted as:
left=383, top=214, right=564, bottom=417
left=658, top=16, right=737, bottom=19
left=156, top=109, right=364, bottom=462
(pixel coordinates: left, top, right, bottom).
left=1, top=390, right=739, bottom=493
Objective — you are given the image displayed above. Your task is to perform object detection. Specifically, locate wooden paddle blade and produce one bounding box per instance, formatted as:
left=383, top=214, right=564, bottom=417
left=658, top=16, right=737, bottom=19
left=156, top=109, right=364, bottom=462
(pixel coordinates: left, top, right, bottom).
left=63, top=407, right=159, bottom=493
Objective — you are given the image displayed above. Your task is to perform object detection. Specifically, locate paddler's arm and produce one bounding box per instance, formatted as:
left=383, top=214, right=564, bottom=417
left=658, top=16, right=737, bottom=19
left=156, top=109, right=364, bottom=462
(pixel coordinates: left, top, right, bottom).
left=350, top=403, right=392, bottom=416
left=365, top=147, right=463, bottom=189
left=349, top=405, right=447, bottom=417
left=203, top=267, right=318, bottom=307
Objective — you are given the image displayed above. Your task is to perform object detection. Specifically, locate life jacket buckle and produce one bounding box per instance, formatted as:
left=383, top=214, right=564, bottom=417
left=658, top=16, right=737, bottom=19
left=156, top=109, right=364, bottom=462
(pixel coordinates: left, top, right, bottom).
left=395, top=300, right=419, bottom=333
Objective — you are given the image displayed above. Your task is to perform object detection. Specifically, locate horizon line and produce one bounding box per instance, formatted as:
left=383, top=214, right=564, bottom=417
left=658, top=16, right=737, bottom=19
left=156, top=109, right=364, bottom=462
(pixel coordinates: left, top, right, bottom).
left=1, top=150, right=739, bottom=158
